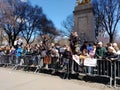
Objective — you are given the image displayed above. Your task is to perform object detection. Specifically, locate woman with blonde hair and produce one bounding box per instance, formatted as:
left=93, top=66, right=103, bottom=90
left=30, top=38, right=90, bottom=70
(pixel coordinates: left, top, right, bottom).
left=112, top=43, right=120, bottom=54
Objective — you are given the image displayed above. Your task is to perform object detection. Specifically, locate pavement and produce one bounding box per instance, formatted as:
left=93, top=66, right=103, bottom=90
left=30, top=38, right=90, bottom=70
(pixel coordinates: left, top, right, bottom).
left=0, top=68, right=116, bottom=90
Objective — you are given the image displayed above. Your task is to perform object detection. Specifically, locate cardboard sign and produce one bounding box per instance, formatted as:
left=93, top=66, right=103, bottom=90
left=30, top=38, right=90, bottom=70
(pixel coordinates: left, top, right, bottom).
left=72, top=55, right=80, bottom=65
left=84, top=58, right=97, bottom=67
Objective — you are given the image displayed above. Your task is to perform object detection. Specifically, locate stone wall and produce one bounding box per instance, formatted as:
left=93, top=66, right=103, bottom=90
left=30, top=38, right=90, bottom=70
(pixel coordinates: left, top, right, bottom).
left=73, top=3, right=95, bottom=42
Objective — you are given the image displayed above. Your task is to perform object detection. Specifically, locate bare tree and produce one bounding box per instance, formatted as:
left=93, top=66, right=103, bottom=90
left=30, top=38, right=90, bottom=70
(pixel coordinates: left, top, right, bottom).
left=0, top=0, right=25, bottom=45
left=62, top=14, right=74, bottom=36
left=0, top=0, right=60, bottom=45
left=19, top=5, right=45, bottom=44
left=39, top=19, right=60, bottom=44
left=93, top=0, right=120, bottom=43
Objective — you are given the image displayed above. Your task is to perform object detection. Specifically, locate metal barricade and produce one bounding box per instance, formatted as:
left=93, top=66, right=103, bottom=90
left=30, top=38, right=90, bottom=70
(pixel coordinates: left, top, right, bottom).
left=74, top=58, right=114, bottom=87
left=0, top=54, right=120, bottom=87
left=12, top=55, right=25, bottom=70
left=11, top=55, right=37, bottom=70
left=96, top=59, right=115, bottom=87
left=114, top=60, right=120, bottom=87
left=34, top=55, right=44, bottom=73
left=10, top=54, right=42, bottom=71
left=0, top=55, right=10, bottom=66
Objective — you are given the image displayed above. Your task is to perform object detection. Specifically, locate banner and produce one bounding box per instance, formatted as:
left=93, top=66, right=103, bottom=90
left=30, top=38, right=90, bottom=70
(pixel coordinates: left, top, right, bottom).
left=72, top=55, right=80, bottom=65
left=84, top=58, right=97, bottom=67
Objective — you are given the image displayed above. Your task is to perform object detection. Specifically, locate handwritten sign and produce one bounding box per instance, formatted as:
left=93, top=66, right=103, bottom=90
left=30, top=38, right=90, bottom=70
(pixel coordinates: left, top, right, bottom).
left=84, top=58, right=97, bottom=67
left=72, top=55, right=80, bottom=65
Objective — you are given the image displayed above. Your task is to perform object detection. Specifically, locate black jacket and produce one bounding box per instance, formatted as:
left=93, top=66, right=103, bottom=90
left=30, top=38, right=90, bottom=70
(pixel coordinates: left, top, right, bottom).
left=105, top=52, right=118, bottom=60
left=63, top=50, right=72, bottom=59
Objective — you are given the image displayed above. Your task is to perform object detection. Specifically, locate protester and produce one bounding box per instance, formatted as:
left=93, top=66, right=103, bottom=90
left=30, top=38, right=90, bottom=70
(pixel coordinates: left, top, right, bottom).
left=0, top=47, right=5, bottom=56
left=69, top=32, right=79, bottom=54
left=62, top=45, right=72, bottom=79
left=9, top=46, right=15, bottom=55
left=15, top=46, right=23, bottom=64
left=89, top=45, right=96, bottom=58
left=112, top=43, right=120, bottom=55
left=1, top=33, right=120, bottom=85
left=95, top=42, right=107, bottom=75
left=105, top=46, right=119, bottom=77
left=95, top=42, right=107, bottom=59
left=51, top=48, right=59, bottom=74
left=105, top=46, right=118, bottom=60
left=14, top=37, right=23, bottom=49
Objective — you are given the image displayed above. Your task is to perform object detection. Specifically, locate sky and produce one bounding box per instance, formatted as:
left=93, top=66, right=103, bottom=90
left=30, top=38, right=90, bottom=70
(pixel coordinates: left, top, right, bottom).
left=24, top=0, right=120, bottom=34
left=28, top=0, right=76, bottom=30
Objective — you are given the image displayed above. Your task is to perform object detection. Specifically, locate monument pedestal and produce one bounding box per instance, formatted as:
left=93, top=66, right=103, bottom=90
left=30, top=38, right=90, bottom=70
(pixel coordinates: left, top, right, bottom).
left=73, top=3, right=95, bottom=42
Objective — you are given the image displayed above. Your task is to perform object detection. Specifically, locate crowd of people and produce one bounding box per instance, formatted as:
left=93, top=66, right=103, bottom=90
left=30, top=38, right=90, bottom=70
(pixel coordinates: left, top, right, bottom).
left=0, top=33, right=120, bottom=79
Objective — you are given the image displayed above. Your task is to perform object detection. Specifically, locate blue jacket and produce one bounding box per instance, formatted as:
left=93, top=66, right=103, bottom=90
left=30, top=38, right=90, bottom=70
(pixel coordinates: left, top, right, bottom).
left=16, top=47, right=23, bottom=57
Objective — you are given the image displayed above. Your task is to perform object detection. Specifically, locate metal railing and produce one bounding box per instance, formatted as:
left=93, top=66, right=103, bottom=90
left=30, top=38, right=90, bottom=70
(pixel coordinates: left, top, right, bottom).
left=0, top=54, right=120, bottom=87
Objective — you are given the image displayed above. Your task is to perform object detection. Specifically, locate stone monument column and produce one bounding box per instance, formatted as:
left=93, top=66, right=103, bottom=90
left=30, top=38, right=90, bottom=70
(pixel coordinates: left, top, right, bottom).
left=73, top=1, right=95, bottom=42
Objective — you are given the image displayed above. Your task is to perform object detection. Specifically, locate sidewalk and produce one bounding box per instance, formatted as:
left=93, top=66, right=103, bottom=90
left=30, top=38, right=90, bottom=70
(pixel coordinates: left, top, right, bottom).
left=0, top=68, right=115, bottom=90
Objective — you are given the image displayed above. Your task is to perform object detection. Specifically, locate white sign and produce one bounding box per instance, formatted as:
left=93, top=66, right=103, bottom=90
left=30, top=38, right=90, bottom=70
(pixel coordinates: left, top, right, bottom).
left=84, top=58, right=97, bottom=67
left=72, top=55, right=80, bottom=65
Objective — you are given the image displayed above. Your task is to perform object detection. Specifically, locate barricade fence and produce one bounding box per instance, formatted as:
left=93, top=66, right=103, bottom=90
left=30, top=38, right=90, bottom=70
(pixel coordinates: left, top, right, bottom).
left=0, top=54, right=119, bottom=87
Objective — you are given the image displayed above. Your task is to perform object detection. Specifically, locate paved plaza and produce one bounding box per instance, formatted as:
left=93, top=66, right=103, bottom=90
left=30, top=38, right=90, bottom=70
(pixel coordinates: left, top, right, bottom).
left=0, top=68, right=115, bottom=90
